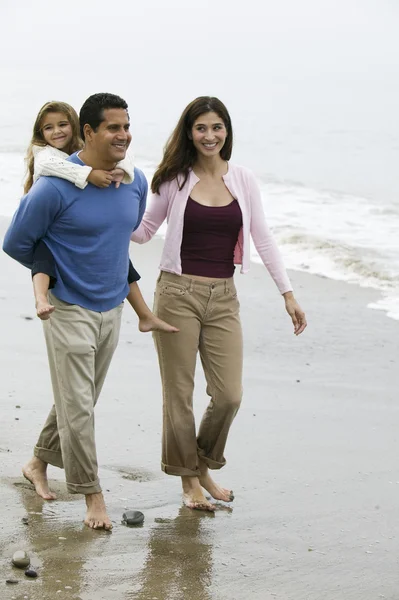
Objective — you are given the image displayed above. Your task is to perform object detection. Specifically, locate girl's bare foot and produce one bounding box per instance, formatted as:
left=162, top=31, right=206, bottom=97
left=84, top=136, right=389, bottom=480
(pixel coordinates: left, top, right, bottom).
left=199, top=464, right=234, bottom=502
left=182, top=476, right=216, bottom=512
left=22, top=457, right=57, bottom=500
left=84, top=493, right=112, bottom=530
left=139, top=315, right=179, bottom=334
left=36, top=296, right=55, bottom=320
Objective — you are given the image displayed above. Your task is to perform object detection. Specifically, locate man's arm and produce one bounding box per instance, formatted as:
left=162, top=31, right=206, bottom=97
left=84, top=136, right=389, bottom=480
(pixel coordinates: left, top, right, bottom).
left=133, top=168, right=148, bottom=232
left=3, top=178, right=63, bottom=269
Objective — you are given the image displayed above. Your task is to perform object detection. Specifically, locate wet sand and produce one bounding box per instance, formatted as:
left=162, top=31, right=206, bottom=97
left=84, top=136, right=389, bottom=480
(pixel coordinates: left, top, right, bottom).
left=1, top=220, right=398, bottom=600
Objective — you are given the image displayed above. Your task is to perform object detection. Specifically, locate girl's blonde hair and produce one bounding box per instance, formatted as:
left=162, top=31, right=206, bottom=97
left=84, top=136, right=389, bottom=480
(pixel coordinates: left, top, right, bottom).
left=24, top=101, right=83, bottom=193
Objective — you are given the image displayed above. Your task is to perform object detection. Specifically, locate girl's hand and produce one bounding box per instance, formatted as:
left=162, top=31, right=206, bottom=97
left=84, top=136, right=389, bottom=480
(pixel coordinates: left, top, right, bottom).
left=283, top=292, right=307, bottom=335
left=88, top=170, right=113, bottom=188
left=110, top=168, right=125, bottom=189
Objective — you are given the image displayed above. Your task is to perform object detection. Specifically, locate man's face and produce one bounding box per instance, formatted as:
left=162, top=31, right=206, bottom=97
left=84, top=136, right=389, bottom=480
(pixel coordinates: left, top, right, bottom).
left=88, top=108, right=131, bottom=162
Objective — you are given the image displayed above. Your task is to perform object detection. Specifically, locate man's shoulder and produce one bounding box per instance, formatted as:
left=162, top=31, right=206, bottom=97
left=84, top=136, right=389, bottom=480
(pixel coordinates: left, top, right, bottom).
left=132, top=167, right=147, bottom=190
left=27, top=173, right=77, bottom=203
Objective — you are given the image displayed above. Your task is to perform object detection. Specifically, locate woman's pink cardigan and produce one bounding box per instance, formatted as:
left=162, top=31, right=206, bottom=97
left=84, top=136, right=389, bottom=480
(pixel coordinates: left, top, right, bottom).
left=131, top=164, right=293, bottom=294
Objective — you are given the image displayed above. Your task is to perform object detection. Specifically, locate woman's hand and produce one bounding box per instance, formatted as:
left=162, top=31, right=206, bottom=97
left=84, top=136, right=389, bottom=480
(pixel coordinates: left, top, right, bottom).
left=88, top=169, right=113, bottom=188
left=283, top=292, right=307, bottom=335
left=110, top=168, right=125, bottom=189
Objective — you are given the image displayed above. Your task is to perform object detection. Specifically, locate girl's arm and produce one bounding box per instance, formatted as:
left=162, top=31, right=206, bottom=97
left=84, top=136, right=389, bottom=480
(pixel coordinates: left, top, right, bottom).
left=115, top=150, right=135, bottom=184
left=33, top=145, right=92, bottom=189
left=131, top=184, right=169, bottom=244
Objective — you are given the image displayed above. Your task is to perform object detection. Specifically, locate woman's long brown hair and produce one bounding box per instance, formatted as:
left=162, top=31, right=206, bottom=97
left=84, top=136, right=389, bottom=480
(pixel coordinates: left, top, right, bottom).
left=24, top=101, right=83, bottom=194
left=151, top=96, right=233, bottom=194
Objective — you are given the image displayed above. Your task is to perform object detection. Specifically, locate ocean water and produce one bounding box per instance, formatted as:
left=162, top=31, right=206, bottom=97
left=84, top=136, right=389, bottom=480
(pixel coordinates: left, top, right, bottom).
left=1, top=147, right=398, bottom=320
left=1, top=0, right=399, bottom=320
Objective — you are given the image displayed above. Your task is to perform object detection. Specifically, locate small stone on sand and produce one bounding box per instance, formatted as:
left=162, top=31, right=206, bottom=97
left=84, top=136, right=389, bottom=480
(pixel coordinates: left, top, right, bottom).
left=121, top=510, right=144, bottom=526
left=25, top=568, right=38, bottom=578
left=12, top=551, right=30, bottom=569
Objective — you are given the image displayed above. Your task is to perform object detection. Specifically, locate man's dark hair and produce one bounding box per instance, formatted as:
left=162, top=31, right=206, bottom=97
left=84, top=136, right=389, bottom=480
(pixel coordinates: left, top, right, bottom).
left=79, top=93, right=129, bottom=139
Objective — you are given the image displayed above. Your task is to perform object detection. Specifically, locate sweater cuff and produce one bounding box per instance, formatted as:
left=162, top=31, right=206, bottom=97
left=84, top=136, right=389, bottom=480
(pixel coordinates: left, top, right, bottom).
left=75, top=165, right=92, bottom=189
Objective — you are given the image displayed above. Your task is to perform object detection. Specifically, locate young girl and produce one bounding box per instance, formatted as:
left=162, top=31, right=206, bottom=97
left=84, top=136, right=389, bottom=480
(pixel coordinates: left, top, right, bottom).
left=27, top=101, right=176, bottom=334
left=132, top=96, right=307, bottom=511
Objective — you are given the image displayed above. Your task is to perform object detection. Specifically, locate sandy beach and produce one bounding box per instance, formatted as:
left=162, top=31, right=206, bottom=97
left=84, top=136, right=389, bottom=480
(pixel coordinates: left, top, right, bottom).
left=0, top=219, right=398, bottom=600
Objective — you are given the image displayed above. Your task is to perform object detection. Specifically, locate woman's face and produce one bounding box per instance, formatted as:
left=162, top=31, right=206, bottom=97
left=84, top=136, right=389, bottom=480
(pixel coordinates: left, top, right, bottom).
left=191, top=111, right=227, bottom=158
left=41, top=112, right=73, bottom=152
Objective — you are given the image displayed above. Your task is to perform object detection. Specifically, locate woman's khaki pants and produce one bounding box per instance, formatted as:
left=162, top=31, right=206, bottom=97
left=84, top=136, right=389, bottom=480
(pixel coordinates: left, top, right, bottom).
left=153, top=272, right=243, bottom=477
left=34, top=293, right=123, bottom=495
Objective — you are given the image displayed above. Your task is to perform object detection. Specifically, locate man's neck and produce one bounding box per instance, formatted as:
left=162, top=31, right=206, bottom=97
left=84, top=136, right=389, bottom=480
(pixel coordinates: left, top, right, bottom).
left=79, top=149, right=117, bottom=171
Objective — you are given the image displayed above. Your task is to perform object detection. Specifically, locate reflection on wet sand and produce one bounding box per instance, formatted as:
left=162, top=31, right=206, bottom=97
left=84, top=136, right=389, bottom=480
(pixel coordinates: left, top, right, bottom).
left=131, top=507, right=215, bottom=600
left=13, top=481, right=109, bottom=600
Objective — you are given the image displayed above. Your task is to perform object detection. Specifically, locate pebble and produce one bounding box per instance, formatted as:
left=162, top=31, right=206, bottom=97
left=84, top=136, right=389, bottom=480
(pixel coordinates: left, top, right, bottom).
left=25, top=568, right=38, bottom=578
left=121, top=510, right=144, bottom=526
left=22, top=517, right=29, bottom=525
left=12, top=550, right=30, bottom=569
left=6, top=579, right=19, bottom=584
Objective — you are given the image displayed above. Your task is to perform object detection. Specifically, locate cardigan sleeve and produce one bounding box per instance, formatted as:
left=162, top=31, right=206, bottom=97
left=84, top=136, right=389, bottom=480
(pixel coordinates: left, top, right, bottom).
left=33, top=146, right=92, bottom=189
left=131, top=183, right=169, bottom=244
left=247, top=171, right=293, bottom=294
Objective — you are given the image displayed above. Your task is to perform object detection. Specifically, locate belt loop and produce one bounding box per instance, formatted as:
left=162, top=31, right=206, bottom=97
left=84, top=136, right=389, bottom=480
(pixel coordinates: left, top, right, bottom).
left=189, top=278, right=194, bottom=293
left=224, top=279, right=228, bottom=294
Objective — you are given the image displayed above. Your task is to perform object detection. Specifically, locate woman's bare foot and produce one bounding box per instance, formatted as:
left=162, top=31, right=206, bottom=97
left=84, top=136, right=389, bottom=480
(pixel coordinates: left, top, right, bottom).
left=139, top=315, right=179, bottom=334
left=36, top=296, right=55, bottom=320
left=84, top=493, right=112, bottom=530
left=199, top=465, right=234, bottom=503
left=22, top=457, right=57, bottom=500
left=182, top=476, right=216, bottom=511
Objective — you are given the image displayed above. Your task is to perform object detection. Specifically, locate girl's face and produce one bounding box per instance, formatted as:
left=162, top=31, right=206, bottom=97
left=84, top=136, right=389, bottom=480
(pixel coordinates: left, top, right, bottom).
left=41, top=112, right=73, bottom=151
left=191, top=111, right=227, bottom=158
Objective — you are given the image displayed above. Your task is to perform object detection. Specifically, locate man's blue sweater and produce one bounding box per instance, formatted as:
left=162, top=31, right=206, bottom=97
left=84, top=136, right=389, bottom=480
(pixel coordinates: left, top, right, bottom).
left=3, top=153, right=147, bottom=312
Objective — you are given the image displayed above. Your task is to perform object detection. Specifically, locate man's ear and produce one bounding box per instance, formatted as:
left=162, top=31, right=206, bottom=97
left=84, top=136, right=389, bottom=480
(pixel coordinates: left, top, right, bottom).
left=83, top=123, right=94, bottom=142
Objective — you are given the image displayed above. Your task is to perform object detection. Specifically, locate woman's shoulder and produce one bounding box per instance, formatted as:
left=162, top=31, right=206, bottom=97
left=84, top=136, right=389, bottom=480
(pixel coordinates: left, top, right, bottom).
left=227, top=163, right=257, bottom=185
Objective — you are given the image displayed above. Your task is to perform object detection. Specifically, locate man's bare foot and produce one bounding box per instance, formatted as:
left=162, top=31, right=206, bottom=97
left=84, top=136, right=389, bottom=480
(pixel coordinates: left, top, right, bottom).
left=182, top=476, right=216, bottom=512
left=36, top=296, right=55, bottom=320
left=84, top=493, right=112, bottom=530
left=22, top=457, right=57, bottom=500
left=139, top=315, right=179, bottom=334
left=199, top=465, right=234, bottom=502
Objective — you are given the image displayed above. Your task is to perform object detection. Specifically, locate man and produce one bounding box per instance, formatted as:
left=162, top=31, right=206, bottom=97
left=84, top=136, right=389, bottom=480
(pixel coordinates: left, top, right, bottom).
left=3, top=93, right=147, bottom=530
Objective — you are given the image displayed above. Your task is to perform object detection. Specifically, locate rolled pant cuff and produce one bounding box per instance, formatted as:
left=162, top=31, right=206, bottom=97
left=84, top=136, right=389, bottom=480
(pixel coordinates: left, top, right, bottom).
left=197, top=452, right=226, bottom=470
left=161, top=462, right=201, bottom=477
left=66, top=479, right=101, bottom=495
left=34, top=446, right=63, bottom=469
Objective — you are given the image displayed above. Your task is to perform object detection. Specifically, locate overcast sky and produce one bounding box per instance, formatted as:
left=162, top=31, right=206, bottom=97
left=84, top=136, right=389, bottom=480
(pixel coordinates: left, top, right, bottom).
left=1, top=0, right=399, bottom=197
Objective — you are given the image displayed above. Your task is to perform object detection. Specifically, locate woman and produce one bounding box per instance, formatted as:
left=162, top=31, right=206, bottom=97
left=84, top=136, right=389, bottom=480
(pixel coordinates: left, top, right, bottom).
left=132, top=96, right=307, bottom=511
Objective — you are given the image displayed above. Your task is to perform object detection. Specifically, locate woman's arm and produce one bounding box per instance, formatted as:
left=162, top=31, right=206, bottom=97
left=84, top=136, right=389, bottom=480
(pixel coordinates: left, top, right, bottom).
left=131, top=185, right=169, bottom=244
left=33, top=146, right=92, bottom=189
left=248, top=171, right=307, bottom=334
left=247, top=171, right=293, bottom=294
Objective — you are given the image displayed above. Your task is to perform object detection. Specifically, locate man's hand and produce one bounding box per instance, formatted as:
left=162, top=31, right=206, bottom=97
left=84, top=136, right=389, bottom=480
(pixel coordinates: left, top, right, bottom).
left=88, top=170, right=114, bottom=188
left=283, top=292, right=307, bottom=336
left=110, top=168, right=125, bottom=189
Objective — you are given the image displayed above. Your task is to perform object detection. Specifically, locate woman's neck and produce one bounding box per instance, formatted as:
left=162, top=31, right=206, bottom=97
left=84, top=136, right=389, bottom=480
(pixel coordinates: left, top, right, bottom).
left=193, top=155, right=228, bottom=179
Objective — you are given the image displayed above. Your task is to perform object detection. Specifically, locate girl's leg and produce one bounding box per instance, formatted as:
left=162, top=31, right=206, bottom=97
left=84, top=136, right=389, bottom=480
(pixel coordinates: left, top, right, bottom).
left=126, top=282, right=179, bottom=333
left=33, top=273, right=55, bottom=320
left=197, top=281, right=243, bottom=502
left=32, top=240, right=57, bottom=320
left=153, top=273, right=215, bottom=511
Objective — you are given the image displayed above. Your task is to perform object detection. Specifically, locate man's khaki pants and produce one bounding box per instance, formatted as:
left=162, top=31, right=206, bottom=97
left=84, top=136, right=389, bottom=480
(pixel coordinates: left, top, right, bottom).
left=153, top=272, right=243, bottom=477
left=34, top=292, right=123, bottom=495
